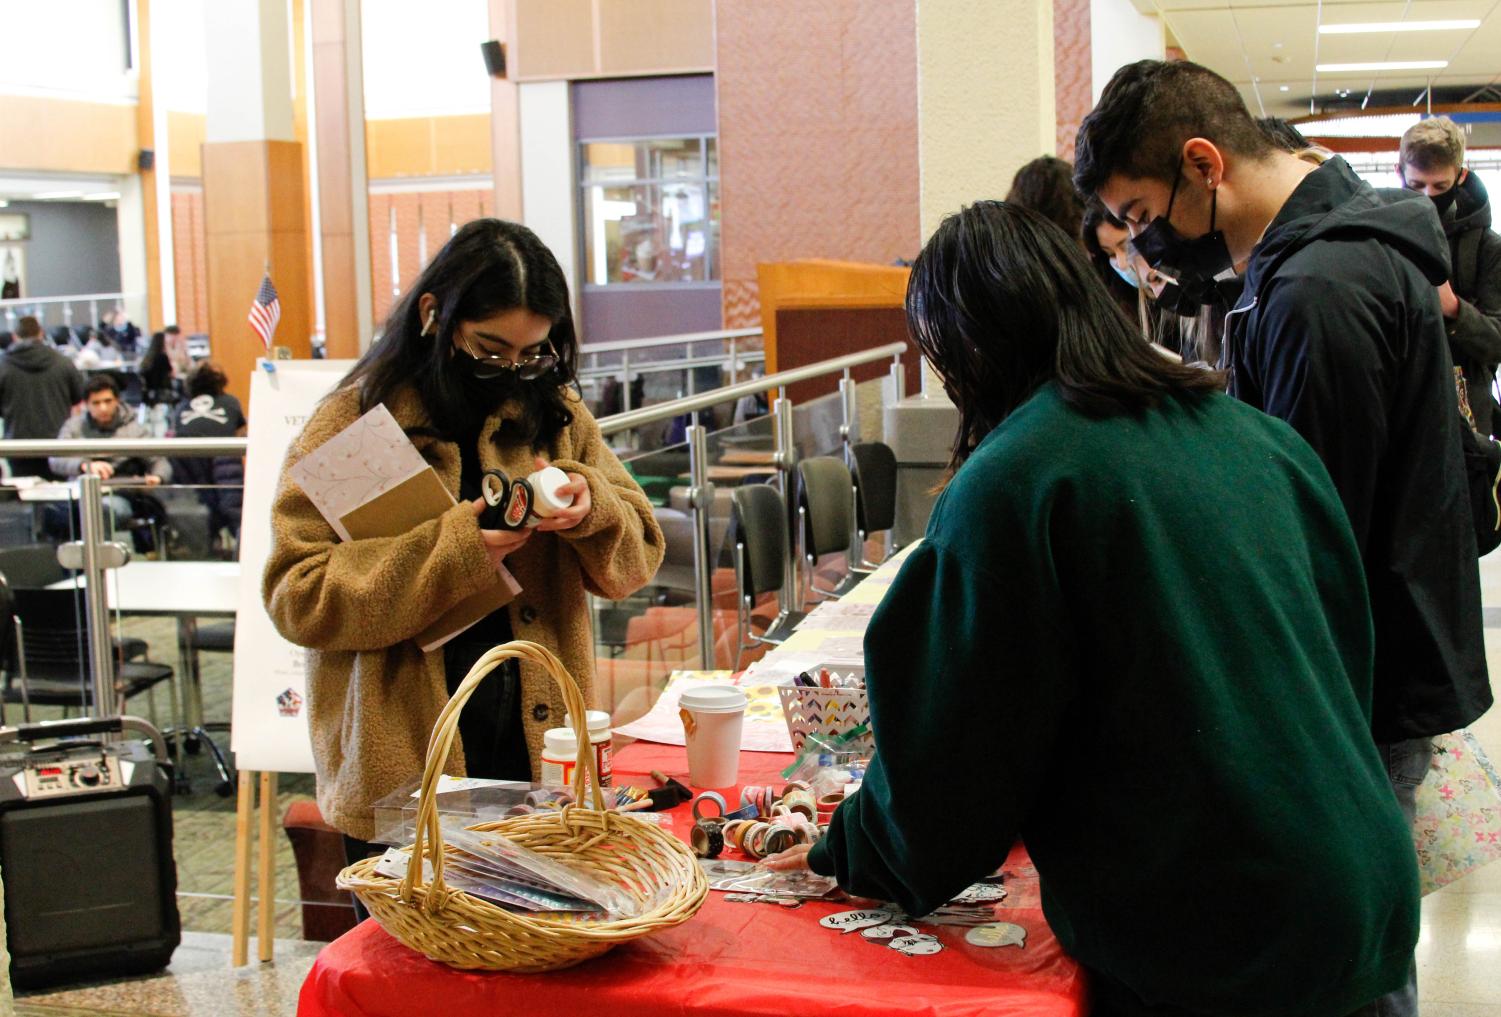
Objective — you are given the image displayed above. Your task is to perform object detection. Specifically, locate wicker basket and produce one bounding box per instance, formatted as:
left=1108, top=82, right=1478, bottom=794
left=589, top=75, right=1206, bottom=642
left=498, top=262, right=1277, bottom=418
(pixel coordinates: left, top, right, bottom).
left=338, top=640, right=708, bottom=973
left=777, top=684, right=874, bottom=754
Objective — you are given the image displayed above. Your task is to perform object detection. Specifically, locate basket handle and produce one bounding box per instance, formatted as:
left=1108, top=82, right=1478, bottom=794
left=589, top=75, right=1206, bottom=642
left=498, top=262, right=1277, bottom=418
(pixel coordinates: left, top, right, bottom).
left=404, top=639, right=604, bottom=905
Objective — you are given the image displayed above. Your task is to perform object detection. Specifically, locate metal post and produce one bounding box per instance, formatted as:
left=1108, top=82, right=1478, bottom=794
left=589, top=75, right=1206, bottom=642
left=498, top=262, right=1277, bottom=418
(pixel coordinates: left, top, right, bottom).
left=839, top=369, right=858, bottom=459
left=889, top=355, right=905, bottom=403
left=773, top=396, right=798, bottom=617
left=621, top=351, right=632, bottom=412
left=686, top=422, right=717, bottom=668
left=88, top=299, right=99, bottom=329
left=728, top=337, right=739, bottom=385
left=78, top=474, right=120, bottom=719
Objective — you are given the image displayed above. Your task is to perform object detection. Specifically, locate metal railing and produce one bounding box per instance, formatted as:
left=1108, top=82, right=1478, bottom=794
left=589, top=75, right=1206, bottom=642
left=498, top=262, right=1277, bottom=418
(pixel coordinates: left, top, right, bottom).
left=597, top=341, right=907, bottom=662
left=0, top=341, right=907, bottom=708
left=1, top=292, right=136, bottom=331
left=578, top=327, right=764, bottom=410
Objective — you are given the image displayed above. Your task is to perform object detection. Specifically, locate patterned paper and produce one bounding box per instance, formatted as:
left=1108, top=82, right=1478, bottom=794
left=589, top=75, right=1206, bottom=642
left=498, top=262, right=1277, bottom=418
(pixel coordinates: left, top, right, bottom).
left=287, top=403, right=432, bottom=541
left=1413, top=729, right=1501, bottom=895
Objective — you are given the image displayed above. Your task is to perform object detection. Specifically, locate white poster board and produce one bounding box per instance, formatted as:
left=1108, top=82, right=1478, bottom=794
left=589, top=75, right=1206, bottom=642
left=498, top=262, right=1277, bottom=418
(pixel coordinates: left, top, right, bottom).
left=230, top=359, right=354, bottom=773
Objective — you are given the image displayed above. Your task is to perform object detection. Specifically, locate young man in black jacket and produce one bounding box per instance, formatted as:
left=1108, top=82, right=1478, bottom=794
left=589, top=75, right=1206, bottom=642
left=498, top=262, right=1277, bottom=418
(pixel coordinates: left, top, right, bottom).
left=1076, top=59, right=1490, bottom=1017
left=0, top=315, right=85, bottom=477
left=1399, top=115, right=1501, bottom=436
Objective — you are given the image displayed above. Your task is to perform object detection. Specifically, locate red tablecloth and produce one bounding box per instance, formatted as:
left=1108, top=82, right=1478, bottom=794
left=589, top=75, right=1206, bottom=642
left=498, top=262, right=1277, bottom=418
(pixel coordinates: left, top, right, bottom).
left=297, top=743, right=1088, bottom=1017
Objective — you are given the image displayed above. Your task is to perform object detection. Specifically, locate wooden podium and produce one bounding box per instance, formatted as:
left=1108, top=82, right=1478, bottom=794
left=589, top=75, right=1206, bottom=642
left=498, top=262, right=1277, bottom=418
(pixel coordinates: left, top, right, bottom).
left=755, top=260, right=921, bottom=403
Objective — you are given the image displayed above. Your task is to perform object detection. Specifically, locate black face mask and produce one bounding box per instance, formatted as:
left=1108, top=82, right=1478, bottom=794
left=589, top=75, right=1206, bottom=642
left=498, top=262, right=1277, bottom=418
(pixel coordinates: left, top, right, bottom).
left=1431, top=186, right=1461, bottom=217
left=1130, top=163, right=1236, bottom=308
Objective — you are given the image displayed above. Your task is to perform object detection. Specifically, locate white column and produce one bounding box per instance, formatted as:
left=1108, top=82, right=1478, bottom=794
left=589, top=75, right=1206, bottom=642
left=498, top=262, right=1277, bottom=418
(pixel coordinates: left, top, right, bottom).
left=916, top=0, right=1054, bottom=395
left=206, top=0, right=295, bottom=143
left=519, top=81, right=578, bottom=316
left=116, top=174, right=150, bottom=328
left=147, top=5, right=176, bottom=325
left=1089, top=0, right=1164, bottom=102
left=344, top=0, right=373, bottom=348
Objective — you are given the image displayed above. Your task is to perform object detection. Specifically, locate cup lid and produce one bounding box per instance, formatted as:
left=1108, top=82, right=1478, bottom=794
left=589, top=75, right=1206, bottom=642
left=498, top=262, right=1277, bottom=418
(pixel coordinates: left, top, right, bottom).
left=679, top=685, right=748, bottom=714
left=564, top=710, right=611, bottom=735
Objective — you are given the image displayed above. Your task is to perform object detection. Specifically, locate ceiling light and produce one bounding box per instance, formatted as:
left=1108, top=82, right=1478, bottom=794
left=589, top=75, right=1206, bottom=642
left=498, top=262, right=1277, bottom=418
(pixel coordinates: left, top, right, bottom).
left=30, top=190, right=85, bottom=200
left=81, top=192, right=120, bottom=202
left=1280, top=85, right=1290, bottom=91
left=0, top=200, right=8, bottom=208
left=1316, top=60, right=1448, bottom=73
left=1294, top=113, right=1421, bottom=138
left=1319, top=20, right=1480, bottom=35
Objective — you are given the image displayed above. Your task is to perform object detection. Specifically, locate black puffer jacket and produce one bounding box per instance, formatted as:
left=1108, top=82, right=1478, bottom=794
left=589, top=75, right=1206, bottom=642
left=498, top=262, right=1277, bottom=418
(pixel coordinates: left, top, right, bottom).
left=1441, top=170, right=1501, bottom=436
left=1226, top=157, right=1491, bottom=742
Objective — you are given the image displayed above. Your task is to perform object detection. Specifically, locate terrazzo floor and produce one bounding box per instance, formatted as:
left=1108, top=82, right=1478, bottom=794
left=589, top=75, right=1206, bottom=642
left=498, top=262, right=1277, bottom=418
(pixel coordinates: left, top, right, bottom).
left=12, top=562, right=1501, bottom=1015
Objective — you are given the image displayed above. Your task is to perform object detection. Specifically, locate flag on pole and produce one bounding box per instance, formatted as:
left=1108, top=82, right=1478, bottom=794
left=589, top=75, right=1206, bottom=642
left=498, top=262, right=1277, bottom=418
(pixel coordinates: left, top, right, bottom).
left=248, top=274, right=281, bottom=349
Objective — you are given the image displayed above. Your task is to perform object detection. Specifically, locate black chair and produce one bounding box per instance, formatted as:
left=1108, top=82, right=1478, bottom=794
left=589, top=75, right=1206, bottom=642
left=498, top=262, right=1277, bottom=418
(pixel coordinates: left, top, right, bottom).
left=850, top=441, right=899, bottom=569
left=729, top=483, right=804, bottom=668
left=796, top=457, right=860, bottom=600
left=3, top=587, right=174, bottom=725
left=0, top=572, right=27, bottom=725
left=0, top=545, right=147, bottom=662
left=175, top=619, right=236, bottom=797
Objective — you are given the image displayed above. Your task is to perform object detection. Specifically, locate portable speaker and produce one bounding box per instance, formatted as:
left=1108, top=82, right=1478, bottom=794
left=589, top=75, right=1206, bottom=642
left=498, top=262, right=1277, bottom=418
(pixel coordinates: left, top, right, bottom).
left=0, top=717, right=180, bottom=989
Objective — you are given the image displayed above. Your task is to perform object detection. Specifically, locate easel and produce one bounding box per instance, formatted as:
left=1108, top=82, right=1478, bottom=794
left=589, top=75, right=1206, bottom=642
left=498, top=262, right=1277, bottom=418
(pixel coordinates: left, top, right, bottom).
left=230, top=769, right=280, bottom=965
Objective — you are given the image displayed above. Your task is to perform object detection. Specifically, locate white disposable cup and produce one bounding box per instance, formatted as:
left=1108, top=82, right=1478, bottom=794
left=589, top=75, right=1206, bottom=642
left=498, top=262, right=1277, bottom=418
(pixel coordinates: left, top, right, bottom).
left=679, top=685, right=747, bottom=788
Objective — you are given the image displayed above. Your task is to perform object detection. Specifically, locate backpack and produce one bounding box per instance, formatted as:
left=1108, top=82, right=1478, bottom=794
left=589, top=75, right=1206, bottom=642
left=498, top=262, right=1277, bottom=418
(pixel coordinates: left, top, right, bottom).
left=1455, top=367, right=1501, bottom=555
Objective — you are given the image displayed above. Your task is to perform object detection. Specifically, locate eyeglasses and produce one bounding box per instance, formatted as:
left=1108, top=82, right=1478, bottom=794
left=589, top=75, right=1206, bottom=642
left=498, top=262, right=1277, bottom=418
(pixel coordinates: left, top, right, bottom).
left=458, top=332, right=559, bottom=380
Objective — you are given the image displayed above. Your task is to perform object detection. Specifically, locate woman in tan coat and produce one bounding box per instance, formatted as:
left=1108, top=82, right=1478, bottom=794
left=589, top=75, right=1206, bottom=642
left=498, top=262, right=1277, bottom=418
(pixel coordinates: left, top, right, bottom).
left=263, top=220, right=664, bottom=878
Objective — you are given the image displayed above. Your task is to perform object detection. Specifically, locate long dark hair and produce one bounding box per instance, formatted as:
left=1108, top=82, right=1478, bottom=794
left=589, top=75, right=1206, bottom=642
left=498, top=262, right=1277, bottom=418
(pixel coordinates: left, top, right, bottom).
left=140, top=330, right=168, bottom=375
left=906, top=201, right=1225, bottom=476
left=1005, top=156, right=1084, bottom=241
left=340, top=218, right=577, bottom=450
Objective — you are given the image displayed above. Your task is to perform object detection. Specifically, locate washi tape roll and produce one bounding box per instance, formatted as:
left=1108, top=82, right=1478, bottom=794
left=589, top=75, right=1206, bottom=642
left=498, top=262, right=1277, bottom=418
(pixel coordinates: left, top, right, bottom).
left=692, top=790, right=728, bottom=823
left=691, top=820, right=725, bottom=859
left=782, top=788, right=817, bottom=822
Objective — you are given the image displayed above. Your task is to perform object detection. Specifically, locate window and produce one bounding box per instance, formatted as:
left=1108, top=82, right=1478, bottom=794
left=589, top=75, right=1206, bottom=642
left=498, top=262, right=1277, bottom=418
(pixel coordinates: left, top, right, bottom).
left=579, top=136, right=719, bottom=286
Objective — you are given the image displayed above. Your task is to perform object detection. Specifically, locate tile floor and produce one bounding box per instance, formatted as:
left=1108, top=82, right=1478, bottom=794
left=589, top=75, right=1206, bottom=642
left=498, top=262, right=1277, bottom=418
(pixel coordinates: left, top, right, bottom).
left=12, top=559, right=1501, bottom=1016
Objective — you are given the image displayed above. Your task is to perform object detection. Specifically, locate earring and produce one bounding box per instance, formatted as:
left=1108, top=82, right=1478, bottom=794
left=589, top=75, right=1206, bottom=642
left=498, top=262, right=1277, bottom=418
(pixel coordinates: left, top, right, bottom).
left=421, top=309, right=437, bottom=337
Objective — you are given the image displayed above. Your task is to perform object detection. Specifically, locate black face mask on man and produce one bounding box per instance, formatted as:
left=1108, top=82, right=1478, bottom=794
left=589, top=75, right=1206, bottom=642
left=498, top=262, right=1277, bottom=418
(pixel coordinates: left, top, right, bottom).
left=1430, top=185, right=1461, bottom=217
left=1130, top=161, right=1237, bottom=308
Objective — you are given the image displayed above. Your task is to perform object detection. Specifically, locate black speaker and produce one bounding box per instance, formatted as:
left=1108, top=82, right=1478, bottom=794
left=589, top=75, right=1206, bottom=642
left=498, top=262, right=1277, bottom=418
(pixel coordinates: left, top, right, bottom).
left=0, top=718, right=179, bottom=989
left=480, top=39, right=507, bottom=79
left=137, top=148, right=155, bottom=172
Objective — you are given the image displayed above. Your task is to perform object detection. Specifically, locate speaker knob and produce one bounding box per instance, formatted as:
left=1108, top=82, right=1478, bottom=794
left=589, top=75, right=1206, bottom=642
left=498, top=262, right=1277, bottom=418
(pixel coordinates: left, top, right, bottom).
left=75, top=765, right=101, bottom=787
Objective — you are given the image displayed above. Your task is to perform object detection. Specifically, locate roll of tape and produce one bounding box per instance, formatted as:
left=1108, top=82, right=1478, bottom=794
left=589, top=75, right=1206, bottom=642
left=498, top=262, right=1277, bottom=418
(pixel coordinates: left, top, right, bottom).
left=744, top=821, right=771, bottom=859
left=691, top=820, right=725, bottom=859
left=782, top=788, right=817, bottom=821
left=692, top=791, right=728, bottom=823
left=764, top=827, right=796, bottom=857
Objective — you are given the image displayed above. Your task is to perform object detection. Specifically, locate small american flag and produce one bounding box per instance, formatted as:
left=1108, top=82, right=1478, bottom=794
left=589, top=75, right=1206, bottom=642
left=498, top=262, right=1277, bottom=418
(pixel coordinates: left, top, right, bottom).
left=248, top=274, right=281, bottom=349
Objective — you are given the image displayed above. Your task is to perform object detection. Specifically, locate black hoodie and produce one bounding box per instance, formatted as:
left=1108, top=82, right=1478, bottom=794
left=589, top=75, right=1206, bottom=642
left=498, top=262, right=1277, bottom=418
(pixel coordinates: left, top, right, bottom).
left=0, top=339, right=85, bottom=440
left=1226, top=157, right=1490, bottom=742
left=1440, top=170, right=1501, bottom=435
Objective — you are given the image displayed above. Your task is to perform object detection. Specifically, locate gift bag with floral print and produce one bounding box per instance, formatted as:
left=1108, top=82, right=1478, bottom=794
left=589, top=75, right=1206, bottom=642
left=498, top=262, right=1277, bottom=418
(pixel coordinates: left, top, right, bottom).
left=1413, top=730, right=1501, bottom=895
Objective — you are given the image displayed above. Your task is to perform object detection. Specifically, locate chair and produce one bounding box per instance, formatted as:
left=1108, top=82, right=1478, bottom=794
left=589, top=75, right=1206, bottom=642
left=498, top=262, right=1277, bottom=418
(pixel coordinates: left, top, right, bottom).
left=850, top=441, right=899, bottom=569
left=3, top=587, right=175, bottom=725
left=729, top=483, right=804, bottom=668
left=795, top=457, right=860, bottom=600
left=0, top=545, right=147, bottom=662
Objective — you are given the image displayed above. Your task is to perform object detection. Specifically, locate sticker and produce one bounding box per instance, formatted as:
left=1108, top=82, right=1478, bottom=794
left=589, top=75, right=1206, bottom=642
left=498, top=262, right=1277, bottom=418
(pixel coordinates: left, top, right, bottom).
left=819, top=909, right=897, bottom=934
left=950, top=883, right=1008, bottom=904
left=860, top=923, right=919, bottom=941
left=889, top=934, right=944, bottom=956
left=965, top=922, right=1027, bottom=949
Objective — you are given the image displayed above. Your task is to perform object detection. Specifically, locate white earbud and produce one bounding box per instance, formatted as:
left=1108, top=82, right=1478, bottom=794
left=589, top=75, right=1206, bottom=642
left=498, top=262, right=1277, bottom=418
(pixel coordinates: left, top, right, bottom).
left=423, top=309, right=437, bottom=336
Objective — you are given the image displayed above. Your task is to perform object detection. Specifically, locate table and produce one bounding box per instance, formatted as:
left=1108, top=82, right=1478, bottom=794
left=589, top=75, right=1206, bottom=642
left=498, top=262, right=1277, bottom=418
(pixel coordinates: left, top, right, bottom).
left=49, top=560, right=239, bottom=736
left=297, top=742, right=1088, bottom=1017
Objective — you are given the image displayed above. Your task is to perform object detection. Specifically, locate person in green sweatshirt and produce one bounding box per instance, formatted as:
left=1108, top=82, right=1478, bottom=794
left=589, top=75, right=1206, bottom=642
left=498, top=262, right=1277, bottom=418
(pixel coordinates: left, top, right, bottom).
left=765, top=201, right=1419, bottom=1017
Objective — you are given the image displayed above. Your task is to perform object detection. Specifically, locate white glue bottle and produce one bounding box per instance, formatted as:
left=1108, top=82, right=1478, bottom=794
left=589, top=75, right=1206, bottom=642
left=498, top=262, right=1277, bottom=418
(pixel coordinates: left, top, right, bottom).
left=525, top=466, right=575, bottom=525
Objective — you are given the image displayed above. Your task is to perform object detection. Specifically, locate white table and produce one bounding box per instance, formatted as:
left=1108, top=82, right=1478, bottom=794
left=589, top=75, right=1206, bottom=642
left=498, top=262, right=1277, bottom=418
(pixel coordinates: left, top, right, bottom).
left=48, top=560, right=240, bottom=733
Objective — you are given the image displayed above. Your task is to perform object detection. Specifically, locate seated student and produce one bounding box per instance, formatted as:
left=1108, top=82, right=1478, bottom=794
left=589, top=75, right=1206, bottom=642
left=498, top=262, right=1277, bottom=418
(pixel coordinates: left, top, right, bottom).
left=768, top=202, right=1419, bottom=1017
left=1398, top=116, right=1501, bottom=436
left=49, top=375, right=170, bottom=484
left=170, top=361, right=245, bottom=551
left=1005, top=155, right=1085, bottom=245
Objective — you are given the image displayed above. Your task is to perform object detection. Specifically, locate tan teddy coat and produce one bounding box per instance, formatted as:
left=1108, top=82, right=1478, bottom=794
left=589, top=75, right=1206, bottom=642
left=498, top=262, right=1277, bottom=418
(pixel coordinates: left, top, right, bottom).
left=262, top=383, right=664, bottom=841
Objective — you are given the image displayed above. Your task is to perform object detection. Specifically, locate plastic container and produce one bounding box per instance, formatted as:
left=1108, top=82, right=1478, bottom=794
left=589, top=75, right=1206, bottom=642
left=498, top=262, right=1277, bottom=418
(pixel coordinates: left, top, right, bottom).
left=564, top=710, right=613, bottom=788
left=540, top=727, right=582, bottom=789
left=527, top=466, right=575, bottom=523
left=678, top=685, right=748, bottom=788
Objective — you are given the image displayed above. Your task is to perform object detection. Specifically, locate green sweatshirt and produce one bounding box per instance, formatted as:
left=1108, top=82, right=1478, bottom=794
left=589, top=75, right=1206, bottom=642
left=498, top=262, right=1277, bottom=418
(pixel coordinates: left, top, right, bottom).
left=808, top=384, right=1419, bottom=1017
